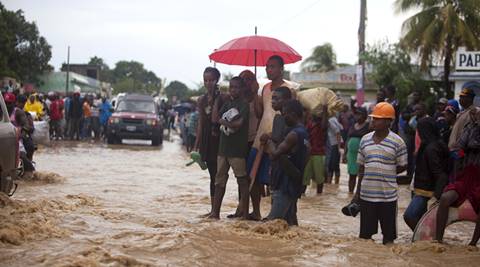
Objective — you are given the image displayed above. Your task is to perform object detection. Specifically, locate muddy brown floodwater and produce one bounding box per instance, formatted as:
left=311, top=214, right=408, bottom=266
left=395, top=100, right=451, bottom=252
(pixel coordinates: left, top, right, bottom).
left=1, top=136, right=480, bottom=266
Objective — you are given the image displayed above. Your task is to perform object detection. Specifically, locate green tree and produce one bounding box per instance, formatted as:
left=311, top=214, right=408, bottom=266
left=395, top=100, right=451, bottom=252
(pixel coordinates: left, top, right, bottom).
left=164, top=80, right=189, bottom=102
left=88, top=56, right=112, bottom=82
left=111, top=60, right=161, bottom=94
left=0, top=3, right=52, bottom=84
left=301, top=43, right=337, bottom=72
left=363, top=41, right=442, bottom=111
left=395, top=0, right=480, bottom=98
left=112, top=77, right=135, bottom=94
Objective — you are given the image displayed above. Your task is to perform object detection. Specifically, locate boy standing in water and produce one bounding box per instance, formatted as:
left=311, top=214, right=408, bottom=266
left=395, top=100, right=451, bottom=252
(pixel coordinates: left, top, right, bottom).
left=265, top=100, right=309, bottom=225
left=208, top=77, right=250, bottom=220
left=355, top=102, right=407, bottom=244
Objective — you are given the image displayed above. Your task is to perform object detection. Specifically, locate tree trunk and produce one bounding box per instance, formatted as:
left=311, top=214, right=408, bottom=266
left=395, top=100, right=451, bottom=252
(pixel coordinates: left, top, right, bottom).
left=444, top=37, right=453, bottom=98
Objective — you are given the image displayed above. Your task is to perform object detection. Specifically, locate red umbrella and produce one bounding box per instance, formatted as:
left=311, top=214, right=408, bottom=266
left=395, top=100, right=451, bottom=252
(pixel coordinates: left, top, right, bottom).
left=209, top=35, right=302, bottom=70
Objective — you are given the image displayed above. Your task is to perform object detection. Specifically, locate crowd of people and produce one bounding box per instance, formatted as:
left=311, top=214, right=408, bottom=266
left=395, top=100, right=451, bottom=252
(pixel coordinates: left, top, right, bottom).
left=1, top=83, right=113, bottom=174
left=189, top=55, right=480, bottom=247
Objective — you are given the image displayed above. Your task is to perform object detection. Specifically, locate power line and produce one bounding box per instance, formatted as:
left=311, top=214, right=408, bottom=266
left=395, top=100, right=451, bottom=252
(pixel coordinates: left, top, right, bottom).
left=266, top=0, right=323, bottom=33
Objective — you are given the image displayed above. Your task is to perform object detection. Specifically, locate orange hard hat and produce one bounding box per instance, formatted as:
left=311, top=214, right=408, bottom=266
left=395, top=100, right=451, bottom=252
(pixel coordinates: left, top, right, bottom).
left=369, top=102, right=395, bottom=119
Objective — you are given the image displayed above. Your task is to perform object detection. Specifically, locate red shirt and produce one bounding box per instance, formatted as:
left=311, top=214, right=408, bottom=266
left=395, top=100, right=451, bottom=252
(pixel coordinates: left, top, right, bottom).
left=50, top=99, right=63, bottom=120
left=307, top=120, right=326, bottom=155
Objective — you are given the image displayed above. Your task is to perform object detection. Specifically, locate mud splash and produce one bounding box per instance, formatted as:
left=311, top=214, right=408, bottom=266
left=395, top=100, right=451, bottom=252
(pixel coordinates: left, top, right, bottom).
left=54, top=246, right=153, bottom=267
left=20, top=171, right=66, bottom=184
left=0, top=193, right=97, bottom=246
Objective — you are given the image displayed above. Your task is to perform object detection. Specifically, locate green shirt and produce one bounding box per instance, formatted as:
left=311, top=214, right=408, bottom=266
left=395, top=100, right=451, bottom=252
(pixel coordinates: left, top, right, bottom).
left=218, top=97, right=249, bottom=158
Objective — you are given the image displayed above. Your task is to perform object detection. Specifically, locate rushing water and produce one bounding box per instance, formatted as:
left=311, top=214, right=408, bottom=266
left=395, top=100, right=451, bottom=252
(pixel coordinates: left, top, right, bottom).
left=1, top=137, right=479, bottom=266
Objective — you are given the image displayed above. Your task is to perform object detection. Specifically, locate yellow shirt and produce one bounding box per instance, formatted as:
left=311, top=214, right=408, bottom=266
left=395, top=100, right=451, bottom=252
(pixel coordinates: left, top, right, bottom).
left=24, top=100, right=44, bottom=118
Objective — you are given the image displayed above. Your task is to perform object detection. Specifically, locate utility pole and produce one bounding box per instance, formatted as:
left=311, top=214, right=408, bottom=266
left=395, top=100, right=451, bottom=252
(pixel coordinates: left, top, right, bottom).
left=357, top=0, right=366, bottom=106
left=65, top=46, right=70, bottom=96
left=254, top=26, right=257, bottom=77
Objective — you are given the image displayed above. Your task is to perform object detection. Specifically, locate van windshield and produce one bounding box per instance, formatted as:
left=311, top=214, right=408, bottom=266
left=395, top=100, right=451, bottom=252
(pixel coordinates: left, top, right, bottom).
left=116, top=100, right=156, bottom=113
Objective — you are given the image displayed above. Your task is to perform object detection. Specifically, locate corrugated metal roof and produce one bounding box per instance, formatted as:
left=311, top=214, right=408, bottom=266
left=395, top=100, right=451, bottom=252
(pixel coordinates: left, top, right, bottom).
left=38, top=71, right=102, bottom=94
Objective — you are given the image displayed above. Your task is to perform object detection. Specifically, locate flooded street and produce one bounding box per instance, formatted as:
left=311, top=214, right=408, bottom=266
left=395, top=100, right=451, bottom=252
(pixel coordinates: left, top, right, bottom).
left=1, top=137, right=480, bottom=267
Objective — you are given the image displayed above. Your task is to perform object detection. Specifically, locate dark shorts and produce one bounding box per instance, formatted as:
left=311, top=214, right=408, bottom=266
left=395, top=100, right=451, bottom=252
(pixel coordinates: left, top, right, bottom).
left=359, top=199, right=398, bottom=243
left=246, top=147, right=271, bottom=185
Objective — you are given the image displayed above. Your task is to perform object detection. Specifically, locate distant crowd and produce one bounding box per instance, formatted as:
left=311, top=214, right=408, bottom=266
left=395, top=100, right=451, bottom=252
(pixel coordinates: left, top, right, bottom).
left=2, top=81, right=113, bottom=173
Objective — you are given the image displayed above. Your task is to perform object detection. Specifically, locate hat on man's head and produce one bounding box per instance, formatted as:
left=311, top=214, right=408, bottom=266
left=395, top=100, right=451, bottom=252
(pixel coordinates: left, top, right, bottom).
left=445, top=105, right=459, bottom=115
left=447, top=99, right=460, bottom=111
left=460, top=87, right=476, bottom=98
left=438, top=98, right=448, bottom=104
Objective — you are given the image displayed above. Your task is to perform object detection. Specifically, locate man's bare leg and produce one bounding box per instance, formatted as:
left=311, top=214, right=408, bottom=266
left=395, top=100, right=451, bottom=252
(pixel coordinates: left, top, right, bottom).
left=435, top=191, right=459, bottom=242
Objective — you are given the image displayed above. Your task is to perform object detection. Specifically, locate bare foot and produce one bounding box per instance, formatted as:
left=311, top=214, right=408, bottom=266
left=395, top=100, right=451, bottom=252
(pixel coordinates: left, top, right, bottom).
left=199, top=211, right=212, bottom=218
left=247, top=213, right=261, bottom=221
left=206, top=214, right=219, bottom=220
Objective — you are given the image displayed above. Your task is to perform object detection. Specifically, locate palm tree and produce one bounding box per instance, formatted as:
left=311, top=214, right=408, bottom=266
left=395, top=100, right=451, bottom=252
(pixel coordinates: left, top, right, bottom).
left=301, top=43, right=337, bottom=72
left=395, top=0, right=480, bottom=98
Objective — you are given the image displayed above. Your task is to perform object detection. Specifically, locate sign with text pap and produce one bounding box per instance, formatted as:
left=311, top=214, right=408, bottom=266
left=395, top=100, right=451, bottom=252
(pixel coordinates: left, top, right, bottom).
left=456, top=49, right=480, bottom=71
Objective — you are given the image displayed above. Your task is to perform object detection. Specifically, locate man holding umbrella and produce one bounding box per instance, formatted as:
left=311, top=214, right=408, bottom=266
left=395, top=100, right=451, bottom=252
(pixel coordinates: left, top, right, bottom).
left=247, top=55, right=297, bottom=220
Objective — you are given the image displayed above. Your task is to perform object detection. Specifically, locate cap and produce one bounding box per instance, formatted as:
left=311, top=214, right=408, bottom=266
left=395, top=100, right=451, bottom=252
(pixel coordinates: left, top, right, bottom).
left=444, top=105, right=459, bottom=115
left=438, top=98, right=448, bottom=104
left=447, top=99, right=460, bottom=111
left=460, top=88, right=476, bottom=98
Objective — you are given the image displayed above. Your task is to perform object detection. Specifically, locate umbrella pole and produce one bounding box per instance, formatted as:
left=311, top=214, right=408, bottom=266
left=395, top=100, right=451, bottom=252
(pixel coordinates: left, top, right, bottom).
left=254, top=49, right=257, bottom=77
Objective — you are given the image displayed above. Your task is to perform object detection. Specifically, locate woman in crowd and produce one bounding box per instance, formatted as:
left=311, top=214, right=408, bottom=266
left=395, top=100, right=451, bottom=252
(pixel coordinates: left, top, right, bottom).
left=343, top=107, right=370, bottom=193
left=195, top=67, right=228, bottom=217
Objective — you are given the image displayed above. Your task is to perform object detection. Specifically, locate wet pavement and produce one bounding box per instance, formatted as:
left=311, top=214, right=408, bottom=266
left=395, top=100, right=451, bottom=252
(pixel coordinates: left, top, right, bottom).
left=1, top=136, right=480, bottom=266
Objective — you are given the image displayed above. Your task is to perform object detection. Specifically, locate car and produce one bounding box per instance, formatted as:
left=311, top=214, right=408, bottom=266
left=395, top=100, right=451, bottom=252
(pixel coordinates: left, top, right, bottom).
left=0, top=93, right=19, bottom=196
left=107, top=94, right=164, bottom=146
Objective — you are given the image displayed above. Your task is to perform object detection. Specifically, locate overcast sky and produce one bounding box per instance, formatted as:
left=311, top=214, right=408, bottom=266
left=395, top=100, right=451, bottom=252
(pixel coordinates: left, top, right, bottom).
left=4, top=0, right=413, bottom=88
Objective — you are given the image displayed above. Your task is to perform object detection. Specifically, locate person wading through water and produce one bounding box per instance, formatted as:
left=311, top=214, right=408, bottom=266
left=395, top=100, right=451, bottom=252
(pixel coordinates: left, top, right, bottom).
left=195, top=67, right=228, bottom=217
left=208, top=77, right=250, bottom=220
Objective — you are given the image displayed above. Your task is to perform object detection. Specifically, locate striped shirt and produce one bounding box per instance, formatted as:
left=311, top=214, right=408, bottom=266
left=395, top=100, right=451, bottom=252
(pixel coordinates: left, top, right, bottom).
left=357, top=131, right=407, bottom=202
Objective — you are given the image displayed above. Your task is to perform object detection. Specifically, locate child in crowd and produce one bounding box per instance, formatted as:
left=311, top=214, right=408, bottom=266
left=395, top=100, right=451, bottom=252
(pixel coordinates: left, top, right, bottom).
left=208, top=77, right=250, bottom=220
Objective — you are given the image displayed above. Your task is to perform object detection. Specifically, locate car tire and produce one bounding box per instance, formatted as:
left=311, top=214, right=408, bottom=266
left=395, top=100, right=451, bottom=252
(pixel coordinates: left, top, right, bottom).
left=152, top=136, right=161, bottom=146
left=107, top=134, right=116, bottom=144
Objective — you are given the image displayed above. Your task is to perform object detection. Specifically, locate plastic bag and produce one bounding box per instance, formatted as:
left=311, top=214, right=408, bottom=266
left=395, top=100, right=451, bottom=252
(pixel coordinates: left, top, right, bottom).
left=220, top=108, right=239, bottom=136
left=32, top=121, right=50, bottom=145
left=297, top=87, right=344, bottom=117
